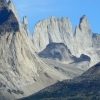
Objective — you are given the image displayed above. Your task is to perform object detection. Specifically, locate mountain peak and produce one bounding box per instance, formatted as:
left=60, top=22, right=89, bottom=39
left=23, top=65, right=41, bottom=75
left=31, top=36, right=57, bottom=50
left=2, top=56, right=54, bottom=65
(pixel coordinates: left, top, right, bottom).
left=23, top=16, right=28, bottom=25
left=80, top=15, right=87, bottom=20
left=0, top=0, right=19, bottom=34
left=79, top=15, right=90, bottom=31
left=7, top=0, right=20, bottom=22
left=50, top=16, right=56, bottom=19
left=33, top=16, right=74, bottom=53
left=80, top=15, right=87, bottom=23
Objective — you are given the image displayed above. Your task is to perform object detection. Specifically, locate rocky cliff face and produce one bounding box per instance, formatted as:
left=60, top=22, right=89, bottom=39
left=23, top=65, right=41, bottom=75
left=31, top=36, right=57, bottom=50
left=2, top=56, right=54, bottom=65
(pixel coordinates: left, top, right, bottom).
left=21, top=16, right=30, bottom=36
left=7, top=0, right=20, bottom=22
left=92, top=33, right=100, bottom=48
left=32, top=16, right=75, bottom=54
left=75, top=15, right=93, bottom=55
left=7, top=0, right=30, bottom=36
left=0, top=0, right=19, bottom=34
left=32, top=15, right=93, bottom=55
left=32, top=15, right=100, bottom=66
left=75, top=15, right=100, bottom=66
left=0, top=1, right=69, bottom=99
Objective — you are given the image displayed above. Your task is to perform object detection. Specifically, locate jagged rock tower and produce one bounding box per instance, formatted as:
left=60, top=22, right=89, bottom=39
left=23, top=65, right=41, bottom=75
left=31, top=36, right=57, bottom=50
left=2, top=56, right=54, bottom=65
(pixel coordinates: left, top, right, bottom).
left=22, top=16, right=30, bottom=36
left=32, top=16, right=75, bottom=54
left=32, top=15, right=100, bottom=66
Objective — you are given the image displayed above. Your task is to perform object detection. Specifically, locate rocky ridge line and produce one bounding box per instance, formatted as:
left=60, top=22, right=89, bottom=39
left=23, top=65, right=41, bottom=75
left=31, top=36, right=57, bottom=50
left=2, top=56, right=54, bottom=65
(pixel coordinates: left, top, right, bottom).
left=32, top=15, right=100, bottom=66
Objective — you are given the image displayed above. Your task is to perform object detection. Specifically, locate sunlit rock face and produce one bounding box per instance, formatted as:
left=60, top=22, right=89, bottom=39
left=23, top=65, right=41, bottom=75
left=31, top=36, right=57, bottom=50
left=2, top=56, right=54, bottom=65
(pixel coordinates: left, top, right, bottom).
left=74, top=15, right=93, bottom=56
left=32, top=15, right=100, bottom=66
left=32, top=16, right=75, bottom=55
left=74, top=15, right=100, bottom=66
left=21, top=16, right=30, bottom=36
left=92, top=33, right=100, bottom=48
left=32, top=15, right=93, bottom=55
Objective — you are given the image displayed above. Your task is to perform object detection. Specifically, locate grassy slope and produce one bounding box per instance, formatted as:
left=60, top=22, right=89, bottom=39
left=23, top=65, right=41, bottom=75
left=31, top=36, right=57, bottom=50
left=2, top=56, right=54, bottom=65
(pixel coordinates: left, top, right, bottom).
left=21, top=63, right=100, bottom=100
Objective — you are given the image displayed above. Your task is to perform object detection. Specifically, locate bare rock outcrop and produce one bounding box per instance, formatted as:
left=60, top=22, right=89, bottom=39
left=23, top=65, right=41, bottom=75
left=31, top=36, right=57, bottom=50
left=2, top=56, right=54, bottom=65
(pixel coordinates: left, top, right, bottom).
left=75, top=15, right=100, bottom=66
left=32, top=15, right=100, bottom=66
left=21, top=16, right=30, bottom=36
left=0, top=0, right=19, bottom=33
left=92, top=33, right=100, bottom=48
left=32, top=16, right=75, bottom=54
left=7, top=0, right=20, bottom=22
left=75, top=15, right=93, bottom=56
left=0, top=1, right=68, bottom=99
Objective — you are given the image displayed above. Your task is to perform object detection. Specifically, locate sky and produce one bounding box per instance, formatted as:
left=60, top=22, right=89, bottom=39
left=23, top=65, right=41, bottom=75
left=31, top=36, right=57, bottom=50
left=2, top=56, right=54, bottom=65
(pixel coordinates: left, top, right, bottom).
left=12, top=0, right=100, bottom=34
